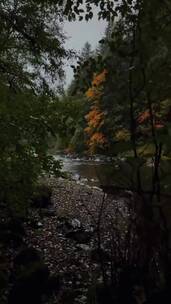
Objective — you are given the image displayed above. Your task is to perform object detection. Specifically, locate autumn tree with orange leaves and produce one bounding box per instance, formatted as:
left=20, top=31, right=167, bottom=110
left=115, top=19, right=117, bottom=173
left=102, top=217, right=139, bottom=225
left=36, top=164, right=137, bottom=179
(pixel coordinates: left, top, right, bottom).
left=84, top=70, right=108, bottom=153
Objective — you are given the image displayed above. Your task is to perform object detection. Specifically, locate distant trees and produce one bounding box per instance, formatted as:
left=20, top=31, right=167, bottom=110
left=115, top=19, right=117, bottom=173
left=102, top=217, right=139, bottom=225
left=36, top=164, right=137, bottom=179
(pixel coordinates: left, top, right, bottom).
left=50, top=94, right=87, bottom=154
left=69, top=41, right=96, bottom=95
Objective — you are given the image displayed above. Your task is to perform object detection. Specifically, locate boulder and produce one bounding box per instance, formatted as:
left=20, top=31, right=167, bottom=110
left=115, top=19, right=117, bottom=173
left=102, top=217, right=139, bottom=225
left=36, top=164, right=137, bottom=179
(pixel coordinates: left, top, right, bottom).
left=65, top=229, right=92, bottom=244
left=56, top=217, right=77, bottom=233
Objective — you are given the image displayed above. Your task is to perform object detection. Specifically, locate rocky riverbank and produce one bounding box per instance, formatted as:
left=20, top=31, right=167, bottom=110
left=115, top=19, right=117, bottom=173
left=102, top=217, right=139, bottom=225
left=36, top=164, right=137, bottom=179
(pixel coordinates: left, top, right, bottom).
left=0, top=178, right=132, bottom=304
left=24, top=178, right=130, bottom=304
left=2, top=177, right=167, bottom=304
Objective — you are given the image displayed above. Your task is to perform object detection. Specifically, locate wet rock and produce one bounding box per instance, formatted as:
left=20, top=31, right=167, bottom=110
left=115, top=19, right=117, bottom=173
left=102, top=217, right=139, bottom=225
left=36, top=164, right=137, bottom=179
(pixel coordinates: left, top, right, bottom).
left=65, top=229, right=92, bottom=244
left=57, top=217, right=93, bottom=243
left=57, top=217, right=83, bottom=235
left=72, top=174, right=80, bottom=181
left=92, top=186, right=102, bottom=191
left=76, top=244, right=91, bottom=251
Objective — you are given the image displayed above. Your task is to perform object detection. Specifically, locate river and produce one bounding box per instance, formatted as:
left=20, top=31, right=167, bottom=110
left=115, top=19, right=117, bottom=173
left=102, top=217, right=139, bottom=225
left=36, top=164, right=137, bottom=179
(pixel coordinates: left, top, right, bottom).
left=53, top=155, right=118, bottom=187
left=53, top=154, right=171, bottom=194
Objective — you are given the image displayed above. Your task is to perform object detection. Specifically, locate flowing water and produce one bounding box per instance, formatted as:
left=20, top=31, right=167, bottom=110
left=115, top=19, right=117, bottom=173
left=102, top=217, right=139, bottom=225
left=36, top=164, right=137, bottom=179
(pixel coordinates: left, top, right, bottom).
left=53, top=155, right=117, bottom=187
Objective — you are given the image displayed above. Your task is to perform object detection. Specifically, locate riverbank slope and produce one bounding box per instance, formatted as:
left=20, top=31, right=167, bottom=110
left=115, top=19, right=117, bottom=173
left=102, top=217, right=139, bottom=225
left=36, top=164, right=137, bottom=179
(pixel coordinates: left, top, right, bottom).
left=25, top=178, right=129, bottom=303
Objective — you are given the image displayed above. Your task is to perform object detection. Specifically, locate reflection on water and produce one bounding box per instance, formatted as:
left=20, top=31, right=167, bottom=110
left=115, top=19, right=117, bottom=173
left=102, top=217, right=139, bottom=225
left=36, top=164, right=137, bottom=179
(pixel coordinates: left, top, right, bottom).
left=53, top=155, right=171, bottom=193
left=54, top=155, right=115, bottom=186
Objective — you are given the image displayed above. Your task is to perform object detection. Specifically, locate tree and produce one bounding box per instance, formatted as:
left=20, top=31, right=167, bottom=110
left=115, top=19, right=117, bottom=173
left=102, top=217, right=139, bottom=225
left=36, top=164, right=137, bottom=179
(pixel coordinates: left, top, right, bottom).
left=0, top=0, right=69, bottom=215
left=69, top=41, right=95, bottom=95
left=80, top=42, right=93, bottom=61
left=50, top=93, right=87, bottom=154
left=85, top=70, right=108, bottom=154
left=0, top=1, right=70, bottom=92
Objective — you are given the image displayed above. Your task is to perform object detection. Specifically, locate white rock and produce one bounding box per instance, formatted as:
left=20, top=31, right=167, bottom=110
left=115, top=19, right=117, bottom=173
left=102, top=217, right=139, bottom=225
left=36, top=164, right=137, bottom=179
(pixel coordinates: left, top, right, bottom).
left=77, top=244, right=91, bottom=251
left=71, top=218, right=81, bottom=228
left=37, top=222, right=43, bottom=227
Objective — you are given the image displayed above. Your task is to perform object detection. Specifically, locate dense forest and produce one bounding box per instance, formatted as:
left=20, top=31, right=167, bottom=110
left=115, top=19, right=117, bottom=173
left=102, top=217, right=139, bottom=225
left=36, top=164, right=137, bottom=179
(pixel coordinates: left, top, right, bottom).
left=0, top=1, right=171, bottom=304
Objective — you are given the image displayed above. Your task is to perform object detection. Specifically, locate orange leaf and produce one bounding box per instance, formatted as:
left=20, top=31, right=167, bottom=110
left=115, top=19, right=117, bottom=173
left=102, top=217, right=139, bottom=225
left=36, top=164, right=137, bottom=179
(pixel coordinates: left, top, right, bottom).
left=137, top=110, right=150, bottom=123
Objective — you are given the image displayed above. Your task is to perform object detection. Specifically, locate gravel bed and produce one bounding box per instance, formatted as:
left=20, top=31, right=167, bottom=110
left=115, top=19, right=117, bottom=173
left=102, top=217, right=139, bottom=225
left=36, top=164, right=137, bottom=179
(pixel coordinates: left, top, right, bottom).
left=24, top=178, right=129, bottom=303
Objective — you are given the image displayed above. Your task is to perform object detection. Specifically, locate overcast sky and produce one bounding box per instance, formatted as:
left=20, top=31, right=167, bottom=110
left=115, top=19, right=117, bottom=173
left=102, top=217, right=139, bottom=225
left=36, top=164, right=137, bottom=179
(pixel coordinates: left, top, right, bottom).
left=63, top=13, right=107, bottom=88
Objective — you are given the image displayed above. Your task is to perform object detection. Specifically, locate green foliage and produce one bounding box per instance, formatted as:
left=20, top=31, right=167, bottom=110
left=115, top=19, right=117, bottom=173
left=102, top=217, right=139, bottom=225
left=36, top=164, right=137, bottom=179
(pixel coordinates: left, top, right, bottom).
left=31, top=184, right=52, bottom=208
left=49, top=94, right=87, bottom=153
left=70, top=42, right=97, bottom=95
left=0, top=85, right=62, bottom=215
left=0, top=1, right=69, bottom=92
left=0, top=0, right=69, bottom=215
